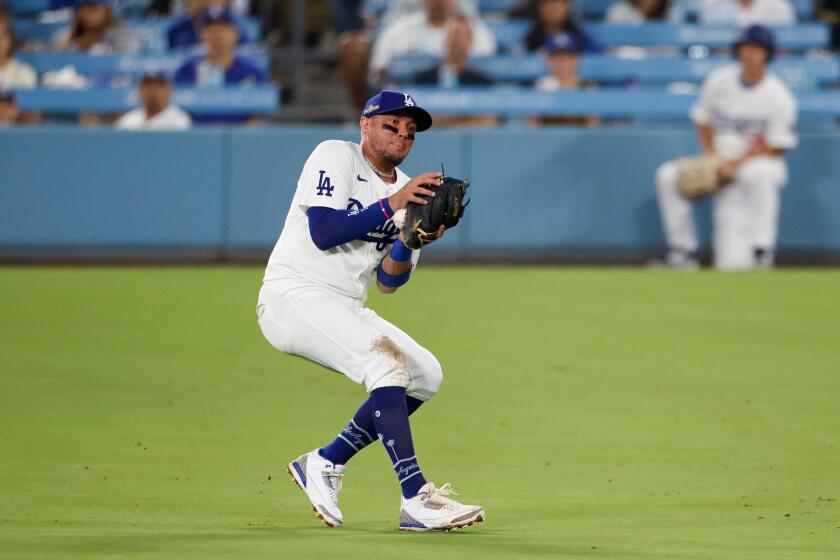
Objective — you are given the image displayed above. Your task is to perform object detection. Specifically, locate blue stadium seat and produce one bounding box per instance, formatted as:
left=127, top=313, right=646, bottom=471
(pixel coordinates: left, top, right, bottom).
left=580, top=0, right=814, bottom=20
left=487, top=21, right=830, bottom=51
left=15, top=85, right=280, bottom=114
left=11, top=17, right=261, bottom=53
left=391, top=53, right=840, bottom=89
left=16, top=51, right=271, bottom=80
left=403, top=86, right=840, bottom=118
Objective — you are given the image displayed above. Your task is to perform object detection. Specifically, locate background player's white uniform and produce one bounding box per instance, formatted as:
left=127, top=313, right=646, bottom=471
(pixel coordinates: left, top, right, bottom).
left=257, top=140, right=442, bottom=399
left=656, top=65, right=798, bottom=270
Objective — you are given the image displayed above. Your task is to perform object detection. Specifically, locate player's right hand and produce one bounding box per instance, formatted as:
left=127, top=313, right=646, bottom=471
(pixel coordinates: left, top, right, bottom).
left=388, top=172, right=443, bottom=211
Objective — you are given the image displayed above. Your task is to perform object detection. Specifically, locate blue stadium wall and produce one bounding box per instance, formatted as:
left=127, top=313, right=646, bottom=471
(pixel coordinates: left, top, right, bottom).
left=2, top=126, right=839, bottom=262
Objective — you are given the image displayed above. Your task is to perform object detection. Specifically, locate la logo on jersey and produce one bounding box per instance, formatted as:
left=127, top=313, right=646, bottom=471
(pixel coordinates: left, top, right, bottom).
left=403, top=94, right=415, bottom=107
left=348, top=198, right=398, bottom=251
left=317, top=170, right=334, bottom=197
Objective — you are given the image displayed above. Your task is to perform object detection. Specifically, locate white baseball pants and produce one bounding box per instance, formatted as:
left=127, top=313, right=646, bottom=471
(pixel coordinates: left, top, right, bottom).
left=257, top=280, right=443, bottom=400
left=656, top=156, right=788, bottom=270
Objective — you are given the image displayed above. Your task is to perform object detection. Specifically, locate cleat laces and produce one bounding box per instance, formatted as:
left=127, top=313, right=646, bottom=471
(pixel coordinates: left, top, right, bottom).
left=422, top=483, right=460, bottom=511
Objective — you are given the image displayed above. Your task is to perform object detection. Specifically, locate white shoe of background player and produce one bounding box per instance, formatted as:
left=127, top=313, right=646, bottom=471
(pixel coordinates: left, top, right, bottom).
left=399, top=481, right=485, bottom=531
left=287, top=450, right=345, bottom=527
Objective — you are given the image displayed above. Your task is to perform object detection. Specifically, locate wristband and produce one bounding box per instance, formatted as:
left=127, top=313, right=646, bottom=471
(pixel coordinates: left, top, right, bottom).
left=378, top=198, right=393, bottom=220
left=389, top=239, right=413, bottom=262
left=377, top=265, right=412, bottom=288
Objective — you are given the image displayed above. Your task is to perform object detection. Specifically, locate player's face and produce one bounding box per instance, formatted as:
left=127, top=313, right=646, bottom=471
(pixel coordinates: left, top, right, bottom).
left=737, top=43, right=768, bottom=71
left=362, top=113, right=418, bottom=166
left=0, top=24, right=13, bottom=62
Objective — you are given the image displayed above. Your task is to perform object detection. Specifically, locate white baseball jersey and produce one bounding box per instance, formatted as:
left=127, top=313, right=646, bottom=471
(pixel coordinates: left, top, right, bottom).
left=691, top=65, right=798, bottom=159
left=264, top=140, right=419, bottom=301
left=699, top=0, right=796, bottom=26
left=115, top=106, right=192, bottom=131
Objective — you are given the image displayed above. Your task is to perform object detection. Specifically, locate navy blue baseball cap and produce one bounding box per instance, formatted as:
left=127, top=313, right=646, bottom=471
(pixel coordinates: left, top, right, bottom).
left=544, top=32, right=584, bottom=55
left=733, top=25, right=775, bottom=60
left=201, top=5, right=235, bottom=25
left=361, top=90, right=433, bottom=132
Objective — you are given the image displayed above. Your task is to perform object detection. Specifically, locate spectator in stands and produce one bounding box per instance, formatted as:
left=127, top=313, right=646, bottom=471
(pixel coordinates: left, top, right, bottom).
left=410, top=15, right=498, bottom=127
left=369, top=0, right=496, bottom=85
left=51, top=0, right=141, bottom=54
left=0, top=89, right=18, bottom=125
left=381, top=0, right=480, bottom=22
left=410, top=16, right=495, bottom=87
left=531, top=32, right=599, bottom=126
left=0, top=16, right=37, bottom=90
left=606, top=0, right=683, bottom=23
left=520, top=0, right=597, bottom=53
left=174, top=6, right=266, bottom=123
left=167, top=0, right=248, bottom=50
left=699, top=0, right=796, bottom=26
left=330, top=0, right=369, bottom=111
left=115, top=73, right=192, bottom=130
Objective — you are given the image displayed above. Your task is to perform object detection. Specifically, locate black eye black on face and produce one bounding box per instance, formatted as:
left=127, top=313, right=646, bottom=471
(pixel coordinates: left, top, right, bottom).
left=381, top=117, right=417, bottom=140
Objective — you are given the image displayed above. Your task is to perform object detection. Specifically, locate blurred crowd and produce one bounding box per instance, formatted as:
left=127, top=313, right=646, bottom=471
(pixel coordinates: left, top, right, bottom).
left=0, top=0, right=838, bottom=128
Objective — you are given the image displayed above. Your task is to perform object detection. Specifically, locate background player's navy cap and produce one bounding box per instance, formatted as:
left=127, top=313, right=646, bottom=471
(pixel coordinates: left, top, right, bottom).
left=361, top=90, right=433, bottom=132
left=544, top=32, right=584, bottom=55
left=733, top=25, right=776, bottom=60
left=139, top=72, right=170, bottom=84
left=201, top=6, right=235, bottom=25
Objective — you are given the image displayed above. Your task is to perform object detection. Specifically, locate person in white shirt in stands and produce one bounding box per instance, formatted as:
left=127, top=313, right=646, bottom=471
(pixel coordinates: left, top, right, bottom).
left=369, top=0, right=496, bottom=85
left=0, top=16, right=37, bottom=90
left=116, top=73, right=192, bottom=131
left=606, top=0, right=684, bottom=24
left=699, top=0, right=796, bottom=26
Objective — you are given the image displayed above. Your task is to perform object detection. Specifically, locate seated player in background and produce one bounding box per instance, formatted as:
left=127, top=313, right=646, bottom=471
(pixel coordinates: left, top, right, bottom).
left=518, top=0, right=598, bottom=54
left=655, top=26, right=797, bottom=271
left=409, top=15, right=498, bottom=127
left=115, top=73, right=192, bottom=130
left=0, top=89, right=19, bottom=125
left=369, top=0, right=496, bottom=86
left=699, top=0, right=796, bottom=26
left=174, top=6, right=266, bottom=124
left=606, top=0, right=683, bottom=23
left=50, top=0, right=141, bottom=54
left=530, top=33, right=599, bottom=127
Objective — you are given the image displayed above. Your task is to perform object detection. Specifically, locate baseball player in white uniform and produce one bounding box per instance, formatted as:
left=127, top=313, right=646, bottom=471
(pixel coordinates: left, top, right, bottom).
left=655, top=25, right=798, bottom=270
left=257, top=90, right=485, bottom=531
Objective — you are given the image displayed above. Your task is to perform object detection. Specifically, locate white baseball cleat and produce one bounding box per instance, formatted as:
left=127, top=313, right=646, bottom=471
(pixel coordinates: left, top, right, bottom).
left=287, top=450, right=345, bottom=528
left=399, top=482, right=485, bottom=531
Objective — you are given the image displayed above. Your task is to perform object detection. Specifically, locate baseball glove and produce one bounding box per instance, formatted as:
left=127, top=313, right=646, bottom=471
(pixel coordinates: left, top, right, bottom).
left=401, top=176, right=470, bottom=250
left=676, top=155, right=723, bottom=200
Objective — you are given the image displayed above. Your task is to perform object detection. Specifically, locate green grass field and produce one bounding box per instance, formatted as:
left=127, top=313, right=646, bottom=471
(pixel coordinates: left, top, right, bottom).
left=1, top=266, right=839, bottom=559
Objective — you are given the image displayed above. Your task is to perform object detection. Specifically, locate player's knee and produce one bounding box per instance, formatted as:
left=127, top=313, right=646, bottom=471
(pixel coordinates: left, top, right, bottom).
left=408, top=357, right=444, bottom=401
left=655, top=161, right=677, bottom=194
left=424, top=358, right=444, bottom=398
left=366, top=336, right=410, bottom=390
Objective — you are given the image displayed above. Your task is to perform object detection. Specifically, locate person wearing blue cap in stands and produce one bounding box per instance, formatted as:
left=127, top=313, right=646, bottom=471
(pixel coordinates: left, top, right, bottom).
left=167, top=0, right=249, bottom=51
left=257, top=89, right=485, bottom=532
left=174, top=5, right=266, bottom=123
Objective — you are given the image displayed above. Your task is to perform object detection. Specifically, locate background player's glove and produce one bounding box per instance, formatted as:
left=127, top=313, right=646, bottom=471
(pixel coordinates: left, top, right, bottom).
left=402, top=177, right=470, bottom=250
left=676, top=155, right=723, bottom=200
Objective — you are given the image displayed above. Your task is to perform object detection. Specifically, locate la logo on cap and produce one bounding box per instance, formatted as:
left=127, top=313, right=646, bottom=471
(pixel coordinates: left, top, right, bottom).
left=403, top=94, right=415, bottom=107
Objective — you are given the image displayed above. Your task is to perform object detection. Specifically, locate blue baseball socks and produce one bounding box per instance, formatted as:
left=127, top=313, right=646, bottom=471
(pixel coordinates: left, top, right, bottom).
left=319, top=391, right=424, bottom=469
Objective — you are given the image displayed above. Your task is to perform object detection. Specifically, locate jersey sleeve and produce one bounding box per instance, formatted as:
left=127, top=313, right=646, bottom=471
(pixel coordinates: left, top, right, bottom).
left=765, top=87, right=798, bottom=150
left=296, top=141, right=356, bottom=211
